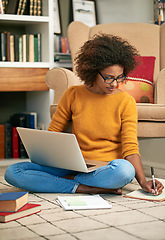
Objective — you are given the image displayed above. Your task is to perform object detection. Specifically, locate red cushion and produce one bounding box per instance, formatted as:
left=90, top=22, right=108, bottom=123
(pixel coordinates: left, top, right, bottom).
left=118, top=56, right=155, bottom=103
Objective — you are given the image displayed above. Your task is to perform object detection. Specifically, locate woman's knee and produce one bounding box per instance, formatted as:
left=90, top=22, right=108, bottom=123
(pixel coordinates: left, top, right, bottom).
left=4, top=162, right=29, bottom=188
left=113, top=159, right=135, bottom=183
left=106, top=159, right=135, bottom=188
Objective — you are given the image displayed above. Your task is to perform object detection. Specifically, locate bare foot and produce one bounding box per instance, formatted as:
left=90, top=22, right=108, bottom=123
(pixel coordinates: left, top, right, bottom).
left=63, top=175, right=122, bottom=195
left=76, top=184, right=122, bottom=195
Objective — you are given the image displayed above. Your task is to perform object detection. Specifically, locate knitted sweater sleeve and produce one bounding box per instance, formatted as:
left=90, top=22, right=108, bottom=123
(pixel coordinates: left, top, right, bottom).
left=48, top=87, right=75, bottom=132
left=121, top=96, right=140, bottom=159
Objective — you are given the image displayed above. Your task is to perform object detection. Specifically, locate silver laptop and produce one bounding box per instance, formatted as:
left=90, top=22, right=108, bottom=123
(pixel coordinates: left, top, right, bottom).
left=17, top=127, right=107, bottom=173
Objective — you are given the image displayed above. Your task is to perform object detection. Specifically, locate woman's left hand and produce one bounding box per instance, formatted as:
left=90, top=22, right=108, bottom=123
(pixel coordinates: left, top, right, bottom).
left=142, top=179, right=164, bottom=195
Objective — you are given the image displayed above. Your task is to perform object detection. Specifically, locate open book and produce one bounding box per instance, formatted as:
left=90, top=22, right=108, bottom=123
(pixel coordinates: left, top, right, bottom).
left=123, top=178, right=165, bottom=202
left=56, top=194, right=112, bottom=210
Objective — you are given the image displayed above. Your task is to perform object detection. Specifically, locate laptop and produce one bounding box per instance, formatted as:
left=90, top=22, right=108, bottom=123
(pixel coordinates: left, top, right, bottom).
left=16, top=127, right=108, bottom=173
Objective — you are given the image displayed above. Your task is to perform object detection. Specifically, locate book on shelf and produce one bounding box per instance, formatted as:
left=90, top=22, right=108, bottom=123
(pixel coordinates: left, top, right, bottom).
left=0, top=203, right=41, bottom=223
left=3, top=0, right=9, bottom=13
left=0, top=0, right=4, bottom=14
left=57, top=194, right=112, bottom=211
left=10, top=34, right=15, bottom=62
left=17, top=0, right=23, bottom=15
left=12, top=127, right=19, bottom=158
left=6, top=31, right=10, bottom=61
left=5, top=123, right=12, bottom=158
left=54, top=35, right=70, bottom=54
left=123, top=178, right=165, bottom=202
left=20, top=0, right=29, bottom=15
left=11, top=112, right=37, bottom=129
left=29, top=0, right=33, bottom=15
left=3, top=0, right=42, bottom=16
left=0, top=32, right=41, bottom=62
left=0, top=32, right=7, bottom=61
left=14, top=34, right=19, bottom=62
left=11, top=114, right=28, bottom=159
left=30, top=0, right=42, bottom=16
left=6, top=0, right=19, bottom=14
left=22, top=33, right=26, bottom=62
left=19, top=35, right=23, bottom=62
left=37, top=0, right=42, bottom=16
left=0, top=191, right=28, bottom=212
left=10, top=112, right=38, bottom=159
left=29, top=34, right=34, bottom=62
left=33, top=0, right=37, bottom=15
left=54, top=53, right=71, bottom=63
left=0, top=124, right=5, bottom=159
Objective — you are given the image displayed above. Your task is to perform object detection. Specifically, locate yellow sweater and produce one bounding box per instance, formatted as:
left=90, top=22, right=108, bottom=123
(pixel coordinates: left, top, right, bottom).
left=48, top=85, right=139, bottom=162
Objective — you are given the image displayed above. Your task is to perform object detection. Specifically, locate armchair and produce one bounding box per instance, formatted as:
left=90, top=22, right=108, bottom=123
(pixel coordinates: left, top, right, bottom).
left=46, top=21, right=165, bottom=138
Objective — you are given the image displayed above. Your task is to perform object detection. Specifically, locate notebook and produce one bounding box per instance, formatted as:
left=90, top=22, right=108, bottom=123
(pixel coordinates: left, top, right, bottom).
left=56, top=194, right=112, bottom=211
left=123, top=178, right=165, bottom=202
left=16, top=127, right=107, bottom=173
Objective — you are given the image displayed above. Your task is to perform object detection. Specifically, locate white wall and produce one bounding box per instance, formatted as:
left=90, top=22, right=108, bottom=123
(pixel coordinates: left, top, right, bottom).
left=96, top=0, right=154, bottom=24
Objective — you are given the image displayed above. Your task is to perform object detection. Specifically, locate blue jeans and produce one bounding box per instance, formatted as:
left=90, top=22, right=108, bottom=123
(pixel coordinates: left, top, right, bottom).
left=4, top=159, right=135, bottom=193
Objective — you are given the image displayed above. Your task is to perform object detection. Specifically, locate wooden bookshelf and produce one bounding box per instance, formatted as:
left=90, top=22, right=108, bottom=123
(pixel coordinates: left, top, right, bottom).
left=0, top=68, right=49, bottom=91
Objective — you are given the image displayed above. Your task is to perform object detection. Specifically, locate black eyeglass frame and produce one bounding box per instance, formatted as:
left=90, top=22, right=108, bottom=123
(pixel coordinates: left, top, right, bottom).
left=98, top=71, right=126, bottom=84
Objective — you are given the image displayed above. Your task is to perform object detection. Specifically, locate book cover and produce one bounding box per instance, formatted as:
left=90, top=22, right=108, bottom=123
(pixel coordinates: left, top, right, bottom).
left=0, top=0, right=4, bottom=14
left=19, top=35, right=23, bottom=62
left=0, top=124, right=5, bottom=159
left=20, top=0, right=29, bottom=15
left=29, top=34, right=34, bottom=62
left=22, top=34, right=26, bottom=62
left=6, top=31, right=10, bottom=61
left=33, top=0, right=37, bottom=15
left=17, top=0, right=23, bottom=15
left=37, top=33, right=41, bottom=62
left=12, top=112, right=37, bottom=129
left=5, top=123, right=12, bottom=158
left=23, top=112, right=37, bottom=129
left=0, top=192, right=28, bottom=212
left=10, top=113, right=28, bottom=158
left=26, top=34, right=29, bottom=62
left=0, top=32, right=7, bottom=61
left=6, top=0, right=19, bottom=14
left=0, top=203, right=41, bottom=223
left=12, top=127, right=19, bottom=158
left=61, top=37, right=66, bottom=54
left=56, top=194, right=112, bottom=211
left=33, top=34, right=38, bottom=62
left=29, top=0, right=34, bottom=15
left=14, top=34, right=19, bottom=62
left=37, top=0, right=42, bottom=16
left=10, top=34, right=15, bottom=62
left=123, top=178, right=165, bottom=202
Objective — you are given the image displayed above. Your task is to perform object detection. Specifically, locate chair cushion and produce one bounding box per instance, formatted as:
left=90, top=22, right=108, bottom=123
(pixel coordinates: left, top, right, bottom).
left=119, top=56, right=155, bottom=103
left=137, top=103, right=165, bottom=121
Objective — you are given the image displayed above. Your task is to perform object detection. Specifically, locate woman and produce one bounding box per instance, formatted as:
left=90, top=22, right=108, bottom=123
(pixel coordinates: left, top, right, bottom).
left=5, top=34, right=164, bottom=195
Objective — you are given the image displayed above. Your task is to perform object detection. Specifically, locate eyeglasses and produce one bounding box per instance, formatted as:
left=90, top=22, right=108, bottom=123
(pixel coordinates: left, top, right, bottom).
left=98, top=71, right=126, bottom=84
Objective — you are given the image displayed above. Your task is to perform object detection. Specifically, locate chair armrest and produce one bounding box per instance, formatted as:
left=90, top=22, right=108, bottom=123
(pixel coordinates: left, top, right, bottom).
left=46, top=67, right=81, bottom=105
left=155, top=68, right=165, bottom=104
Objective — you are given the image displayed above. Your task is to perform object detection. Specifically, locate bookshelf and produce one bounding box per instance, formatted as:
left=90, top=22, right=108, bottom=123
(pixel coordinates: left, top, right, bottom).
left=0, top=0, right=59, bottom=131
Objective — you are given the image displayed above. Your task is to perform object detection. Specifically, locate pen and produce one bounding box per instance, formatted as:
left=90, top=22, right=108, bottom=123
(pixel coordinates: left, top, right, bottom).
left=151, top=167, right=156, bottom=190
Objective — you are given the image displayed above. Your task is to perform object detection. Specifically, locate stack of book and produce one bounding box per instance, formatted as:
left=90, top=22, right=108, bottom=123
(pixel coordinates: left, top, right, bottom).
left=0, top=32, right=41, bottom=62
left=0, top=192, right=41, bottom=223
left=54, top=35, right=70, bottom=54
left=54, top=35, right=72, bottom=63
left=0, top=112, right=37, bottom=159
left=54, top=53, right=71, bottom=63
left=0, top=0, right=42, bottom=16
